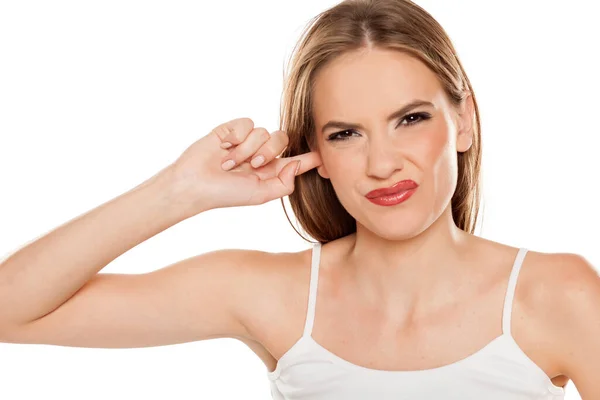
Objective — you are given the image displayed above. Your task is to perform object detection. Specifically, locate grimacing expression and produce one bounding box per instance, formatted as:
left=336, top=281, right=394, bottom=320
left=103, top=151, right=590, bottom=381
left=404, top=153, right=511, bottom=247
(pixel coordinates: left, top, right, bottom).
left=311, top=47, right=474, bottom=240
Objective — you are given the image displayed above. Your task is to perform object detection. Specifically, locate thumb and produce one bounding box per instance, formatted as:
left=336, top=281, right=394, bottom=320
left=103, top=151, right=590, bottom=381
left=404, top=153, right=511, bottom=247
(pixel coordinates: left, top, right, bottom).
left=278, top=160, right=301, bottom=196
left=255, top=160, right=301, bottom=204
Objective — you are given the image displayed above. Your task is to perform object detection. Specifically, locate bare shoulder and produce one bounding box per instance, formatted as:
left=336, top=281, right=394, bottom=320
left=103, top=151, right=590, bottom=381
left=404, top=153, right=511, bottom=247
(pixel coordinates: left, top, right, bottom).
left=517, top=249, right=598, bottom=336
left=0, top=246, right=311, bottom=351
left=232, top=246, right=312, bottom=329
left=230, top=245, right=313, bottom=369
left=516, top=248, right=600, bottom=391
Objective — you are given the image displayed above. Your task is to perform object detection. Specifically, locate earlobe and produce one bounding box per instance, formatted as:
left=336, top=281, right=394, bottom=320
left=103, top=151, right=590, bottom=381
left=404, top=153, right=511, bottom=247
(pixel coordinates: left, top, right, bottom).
left=317, top=165, right=330, bottom=179
left=307, top=141, right=329, bottom=179
left=457, top=130, right=473, bottom=153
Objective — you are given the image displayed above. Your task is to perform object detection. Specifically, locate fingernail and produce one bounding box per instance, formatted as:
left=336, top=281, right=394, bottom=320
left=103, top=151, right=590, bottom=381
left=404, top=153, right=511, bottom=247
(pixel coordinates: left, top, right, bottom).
left=221, top=159, right=235, bottom=170
left=220, top=142, right=232, bottom=149
left=294, top=161, right=301, bottom=176
left=251, top=155, right=265, bottom=168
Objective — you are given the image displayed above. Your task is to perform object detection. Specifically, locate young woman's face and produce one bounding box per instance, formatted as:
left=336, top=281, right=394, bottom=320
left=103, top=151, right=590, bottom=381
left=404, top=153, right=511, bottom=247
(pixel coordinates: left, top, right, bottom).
left=311, top=47, right=474, bottom=240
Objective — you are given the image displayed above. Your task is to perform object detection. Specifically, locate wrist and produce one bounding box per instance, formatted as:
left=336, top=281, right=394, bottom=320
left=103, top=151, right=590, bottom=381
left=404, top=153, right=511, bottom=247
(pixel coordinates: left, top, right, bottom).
left=150, top=165, right=213, bottom=219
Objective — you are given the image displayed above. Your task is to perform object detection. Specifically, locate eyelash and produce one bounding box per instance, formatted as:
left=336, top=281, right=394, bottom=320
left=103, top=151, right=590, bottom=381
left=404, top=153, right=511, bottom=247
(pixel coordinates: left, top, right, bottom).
left=326, top=112, right=432, bottom=142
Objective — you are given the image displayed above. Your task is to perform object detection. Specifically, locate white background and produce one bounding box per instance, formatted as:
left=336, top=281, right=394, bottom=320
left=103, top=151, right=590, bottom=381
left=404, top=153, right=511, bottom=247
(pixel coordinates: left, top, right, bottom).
left=0, top=0, right=597, bottom=398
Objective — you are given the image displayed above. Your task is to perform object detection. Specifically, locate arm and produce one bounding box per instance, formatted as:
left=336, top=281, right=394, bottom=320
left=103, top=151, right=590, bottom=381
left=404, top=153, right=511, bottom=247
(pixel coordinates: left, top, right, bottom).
left=545, top=253, right=600, bottom=398
left=0, top=166, right=258, bottom=348
left=0, top=117, right=312, bottom=348
left=0, top=248, right=262, bottom=348
left=0, top=166, right=190, bottom=329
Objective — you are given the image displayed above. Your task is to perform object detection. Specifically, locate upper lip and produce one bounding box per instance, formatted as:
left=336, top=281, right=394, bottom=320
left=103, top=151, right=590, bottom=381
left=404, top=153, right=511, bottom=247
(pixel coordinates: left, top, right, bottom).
left=365, top=180, right=419, bottom=198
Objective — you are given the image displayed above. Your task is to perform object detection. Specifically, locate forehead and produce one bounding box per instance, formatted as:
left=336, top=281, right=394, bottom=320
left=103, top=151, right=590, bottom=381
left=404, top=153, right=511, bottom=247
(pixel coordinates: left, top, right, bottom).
left=312, top=47, right=443, bottom=121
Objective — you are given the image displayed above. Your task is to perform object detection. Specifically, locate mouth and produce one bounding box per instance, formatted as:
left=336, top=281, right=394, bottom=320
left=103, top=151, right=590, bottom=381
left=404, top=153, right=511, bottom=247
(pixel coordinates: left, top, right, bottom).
left=365, top=179, right=419, bottom=199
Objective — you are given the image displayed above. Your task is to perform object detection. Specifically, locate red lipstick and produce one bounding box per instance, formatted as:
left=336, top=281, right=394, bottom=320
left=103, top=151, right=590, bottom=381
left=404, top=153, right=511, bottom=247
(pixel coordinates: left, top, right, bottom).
left=365, top=180, right=418, bottom=206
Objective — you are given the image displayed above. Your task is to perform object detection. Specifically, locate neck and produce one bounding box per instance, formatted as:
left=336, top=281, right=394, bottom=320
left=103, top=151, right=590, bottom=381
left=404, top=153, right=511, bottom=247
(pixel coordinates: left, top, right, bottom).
left=344, top=205, right=477, bottom=321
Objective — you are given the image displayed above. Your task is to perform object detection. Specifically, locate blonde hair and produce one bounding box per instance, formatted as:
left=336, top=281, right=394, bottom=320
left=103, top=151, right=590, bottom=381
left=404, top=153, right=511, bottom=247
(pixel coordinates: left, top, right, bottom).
left=279, top=0, right=482, bottom=244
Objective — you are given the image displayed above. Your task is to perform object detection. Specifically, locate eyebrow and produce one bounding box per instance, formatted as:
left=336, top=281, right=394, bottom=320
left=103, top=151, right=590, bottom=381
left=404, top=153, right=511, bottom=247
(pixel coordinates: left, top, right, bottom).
left=320, top=99, right=434, bottom=133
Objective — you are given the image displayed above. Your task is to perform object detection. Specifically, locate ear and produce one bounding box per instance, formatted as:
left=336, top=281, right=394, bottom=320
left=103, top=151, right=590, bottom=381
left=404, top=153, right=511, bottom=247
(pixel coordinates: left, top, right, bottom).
left=317, top=164, right=330, bottom=179
left=456, top=92, right=475, bottom=153
left=308, top=140, right=330, bottom=179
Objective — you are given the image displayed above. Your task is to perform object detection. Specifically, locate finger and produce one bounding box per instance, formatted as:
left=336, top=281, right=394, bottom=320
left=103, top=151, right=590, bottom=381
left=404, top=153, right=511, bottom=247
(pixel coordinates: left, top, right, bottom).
left=253, top=151, right=323, bottom=180
left=221, top=127, right=271, bottom=170
left=210, top=117, right=254, bottom=148
left=249, top=130, right=289, bottom=168
left=252, top=160, right=300, bottom=205
left=292, top=151, right=322, bottom=176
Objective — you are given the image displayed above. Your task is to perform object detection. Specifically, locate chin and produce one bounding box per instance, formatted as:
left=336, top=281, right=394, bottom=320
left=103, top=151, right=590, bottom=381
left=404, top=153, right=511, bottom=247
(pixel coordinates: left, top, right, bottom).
left=366, top=227, right=423, bottom=241
left=358, top=211, right=427, bottom=241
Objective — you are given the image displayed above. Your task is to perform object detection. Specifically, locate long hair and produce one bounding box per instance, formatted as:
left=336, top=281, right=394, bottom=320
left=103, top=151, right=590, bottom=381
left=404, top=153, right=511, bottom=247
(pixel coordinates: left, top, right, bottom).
left=278, top=0, right=482, bottom=244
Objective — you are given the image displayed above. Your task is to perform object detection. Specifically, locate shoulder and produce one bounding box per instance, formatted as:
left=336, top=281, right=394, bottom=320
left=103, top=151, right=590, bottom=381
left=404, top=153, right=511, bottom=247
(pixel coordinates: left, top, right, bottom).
left=521, top=249, right=600, bottom=396
left=225, top=245, right=313, bottom=334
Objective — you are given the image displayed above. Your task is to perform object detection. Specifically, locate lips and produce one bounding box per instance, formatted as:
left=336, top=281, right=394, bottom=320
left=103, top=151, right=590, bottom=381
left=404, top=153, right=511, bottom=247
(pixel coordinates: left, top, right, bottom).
left=365, top=180, right=419, bottom=198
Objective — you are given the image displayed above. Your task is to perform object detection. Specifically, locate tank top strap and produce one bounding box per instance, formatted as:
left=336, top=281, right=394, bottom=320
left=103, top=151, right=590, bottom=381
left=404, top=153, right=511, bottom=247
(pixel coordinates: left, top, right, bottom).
left=502, top=247, right=529, bottom=336
left=303, top=242, right=322, bottom=337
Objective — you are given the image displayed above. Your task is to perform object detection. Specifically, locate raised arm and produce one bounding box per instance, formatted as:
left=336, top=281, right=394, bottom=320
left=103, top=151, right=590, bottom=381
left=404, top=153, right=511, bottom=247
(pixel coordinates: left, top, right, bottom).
left=0, top=117, right=321, bottom=348
left=0, top=167, right=189, bottom=332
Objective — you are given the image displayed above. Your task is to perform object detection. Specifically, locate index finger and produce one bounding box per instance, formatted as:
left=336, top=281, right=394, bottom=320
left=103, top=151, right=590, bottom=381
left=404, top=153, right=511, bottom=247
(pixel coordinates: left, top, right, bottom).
left=292, top=151, right=323, bottom=176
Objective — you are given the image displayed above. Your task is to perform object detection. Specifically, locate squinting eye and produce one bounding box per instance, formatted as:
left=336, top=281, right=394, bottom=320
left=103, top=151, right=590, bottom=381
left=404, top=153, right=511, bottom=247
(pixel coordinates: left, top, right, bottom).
left=396, top=112, right=431, bottom=128
left=326, top=129, right=359, bottom=142
left=326, top=112, right=432, bottom=142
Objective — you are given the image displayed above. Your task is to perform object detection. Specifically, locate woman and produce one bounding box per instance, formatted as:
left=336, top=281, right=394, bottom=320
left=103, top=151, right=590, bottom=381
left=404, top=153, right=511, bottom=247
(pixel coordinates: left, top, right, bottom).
left=0, top=0, right=597, bottom=398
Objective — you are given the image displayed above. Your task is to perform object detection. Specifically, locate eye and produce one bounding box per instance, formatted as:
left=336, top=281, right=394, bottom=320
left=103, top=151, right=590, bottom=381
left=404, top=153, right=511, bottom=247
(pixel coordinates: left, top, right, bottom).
left=326, top=129, right=359, bottom=142
left=326, top=112, right=432, bottom=142
left=397, top=112, right=431, bottom=128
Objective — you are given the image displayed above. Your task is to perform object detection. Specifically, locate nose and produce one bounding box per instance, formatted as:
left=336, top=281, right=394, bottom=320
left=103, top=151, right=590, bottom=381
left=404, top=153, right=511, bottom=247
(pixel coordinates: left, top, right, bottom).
left=365, top=135, right=404, bottom=179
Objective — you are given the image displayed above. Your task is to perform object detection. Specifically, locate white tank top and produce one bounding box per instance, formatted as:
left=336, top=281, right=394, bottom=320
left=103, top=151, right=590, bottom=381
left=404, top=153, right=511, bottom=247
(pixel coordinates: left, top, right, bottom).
left=267, top=242, right=566, bottom=399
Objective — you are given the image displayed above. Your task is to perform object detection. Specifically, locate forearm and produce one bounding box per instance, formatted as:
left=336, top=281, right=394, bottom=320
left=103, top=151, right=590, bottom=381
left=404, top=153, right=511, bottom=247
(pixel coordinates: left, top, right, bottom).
left=0, top=166, right=198, bottom=327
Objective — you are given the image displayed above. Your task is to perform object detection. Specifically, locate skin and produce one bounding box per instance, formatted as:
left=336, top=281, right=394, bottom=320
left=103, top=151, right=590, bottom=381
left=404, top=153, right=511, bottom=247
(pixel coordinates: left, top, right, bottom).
left=246, top=46, right=599, bottom=395
left=311, top=46, right=478, bottom=320
left=2, top=42, right=598, bottom=397
left=253, top=44, right=600, bottom=399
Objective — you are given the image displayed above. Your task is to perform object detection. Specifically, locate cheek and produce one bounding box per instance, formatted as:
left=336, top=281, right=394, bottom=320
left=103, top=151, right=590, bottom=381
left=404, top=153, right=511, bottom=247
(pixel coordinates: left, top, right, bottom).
left=420, top=117, right=453, bottom=159
left=428, top=131, right=453, bottom=166
left=428, top=129, right=460, bottom=201
left=321, top=151, right=363, bottom=204
left=325, top=152, right=358, bottom=183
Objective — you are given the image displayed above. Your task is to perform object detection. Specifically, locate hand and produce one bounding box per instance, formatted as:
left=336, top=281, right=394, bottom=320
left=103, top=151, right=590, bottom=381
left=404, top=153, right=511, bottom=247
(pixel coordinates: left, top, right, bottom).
left=166, top=117, right=322, bottom=214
